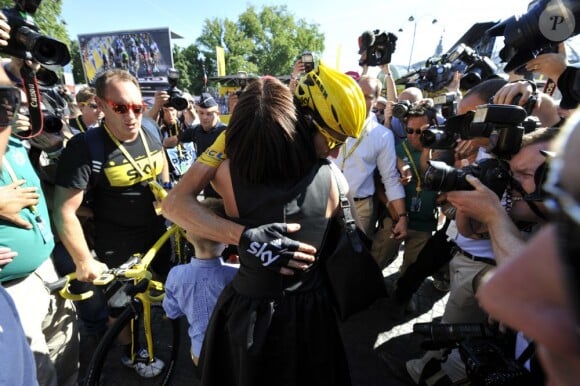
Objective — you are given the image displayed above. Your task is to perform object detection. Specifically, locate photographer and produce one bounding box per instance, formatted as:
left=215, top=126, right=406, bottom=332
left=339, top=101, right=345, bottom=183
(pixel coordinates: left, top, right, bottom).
left=157, top=103, right=197, bottom=184
left=478, top=109, right=580, bottom=386
left=170, top=93, right=226, bottom=198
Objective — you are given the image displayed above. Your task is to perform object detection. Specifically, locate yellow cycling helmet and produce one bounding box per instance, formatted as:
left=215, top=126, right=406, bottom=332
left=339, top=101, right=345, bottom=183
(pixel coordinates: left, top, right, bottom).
left=294, top=61, right=366, bottom=139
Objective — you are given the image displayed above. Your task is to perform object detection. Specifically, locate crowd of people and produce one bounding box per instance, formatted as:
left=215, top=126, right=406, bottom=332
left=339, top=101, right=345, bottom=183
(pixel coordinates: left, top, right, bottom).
left=1, top=2, right=580, bottom=386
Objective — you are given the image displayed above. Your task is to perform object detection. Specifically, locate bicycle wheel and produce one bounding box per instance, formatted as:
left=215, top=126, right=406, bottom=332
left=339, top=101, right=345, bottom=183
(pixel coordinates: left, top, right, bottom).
left=84, top=302, right=180, bottom=386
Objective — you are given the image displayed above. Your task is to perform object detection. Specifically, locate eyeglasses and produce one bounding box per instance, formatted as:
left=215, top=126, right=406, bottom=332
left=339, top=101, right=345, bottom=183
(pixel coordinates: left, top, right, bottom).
left=313, top=120, right=345, bottom=150
left=81, top=102, right=99, bottom=109
left=406, top=128, right=422, bottom=135
left=104, top=99, right=145, bottom=115
left=0, top=86, right=21, bottom=128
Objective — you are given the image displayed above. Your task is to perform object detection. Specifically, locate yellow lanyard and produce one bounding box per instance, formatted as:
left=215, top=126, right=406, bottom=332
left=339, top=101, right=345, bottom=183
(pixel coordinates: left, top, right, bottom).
left=75, top=116, right=86, bottom=133
left=402, top=141, right=422, bottom=193
left=339, top=119, right=370, bottom=171
left=103, top=123, right=156, bottom=181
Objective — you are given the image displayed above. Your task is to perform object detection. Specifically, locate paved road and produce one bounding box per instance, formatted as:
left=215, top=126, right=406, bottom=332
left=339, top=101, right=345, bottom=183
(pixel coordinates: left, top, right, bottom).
left=106, top=253, right=448, bottom=385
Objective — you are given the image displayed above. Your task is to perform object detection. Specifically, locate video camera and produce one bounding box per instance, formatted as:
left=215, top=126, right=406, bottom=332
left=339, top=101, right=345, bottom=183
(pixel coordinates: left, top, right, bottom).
left=164, top=68, right=188, bottom=111
left=485, top=0, right=580, bottom=73
left=411, top=55, right=465, bottom=93
left=420, top=104, right=536, bottom=158
left=358, top=30, right=397, bottom=67
left=1, top=0, right=71, bottom=66
left=446, top=44, right=497, bottom=90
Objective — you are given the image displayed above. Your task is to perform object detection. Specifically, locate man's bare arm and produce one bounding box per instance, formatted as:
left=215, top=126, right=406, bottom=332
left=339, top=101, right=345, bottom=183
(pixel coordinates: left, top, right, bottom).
left=162, top=161, right=245, bottom=245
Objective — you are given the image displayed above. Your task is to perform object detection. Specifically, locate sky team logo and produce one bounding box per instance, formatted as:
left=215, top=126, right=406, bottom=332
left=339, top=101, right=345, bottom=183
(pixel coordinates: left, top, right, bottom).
left=246, top=240, right=283, bottom=266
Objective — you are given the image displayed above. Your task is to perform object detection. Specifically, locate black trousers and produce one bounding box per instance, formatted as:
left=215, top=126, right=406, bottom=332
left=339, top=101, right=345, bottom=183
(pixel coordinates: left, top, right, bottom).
left=392, top=219, right=454, bottom=303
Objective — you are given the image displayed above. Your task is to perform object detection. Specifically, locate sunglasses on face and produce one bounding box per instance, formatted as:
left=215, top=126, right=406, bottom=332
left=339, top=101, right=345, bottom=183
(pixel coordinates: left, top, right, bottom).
left=406, top=128, right=422, bottom=135
left=0, top=86, right=21, bottom=128
left=104, top=99, right=145, bottom=115
left=314, top=120, right=345, bottom=150
left=81, top=102, right=99, bottom=109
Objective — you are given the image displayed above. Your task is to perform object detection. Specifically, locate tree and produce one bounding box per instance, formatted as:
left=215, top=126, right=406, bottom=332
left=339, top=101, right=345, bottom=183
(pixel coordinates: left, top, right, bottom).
left=69, top=40, right=85, bottom=84
left=196, top=5, right=324, bottom=77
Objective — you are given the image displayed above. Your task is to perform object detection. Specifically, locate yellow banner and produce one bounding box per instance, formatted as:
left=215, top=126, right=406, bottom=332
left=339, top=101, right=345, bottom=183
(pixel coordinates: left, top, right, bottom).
left=216, top=46, right=226, bottom=76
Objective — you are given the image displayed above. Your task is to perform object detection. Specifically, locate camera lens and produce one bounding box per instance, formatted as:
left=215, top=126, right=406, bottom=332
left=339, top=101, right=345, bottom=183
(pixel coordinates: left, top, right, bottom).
left=424, top=160, right=458, bottom=192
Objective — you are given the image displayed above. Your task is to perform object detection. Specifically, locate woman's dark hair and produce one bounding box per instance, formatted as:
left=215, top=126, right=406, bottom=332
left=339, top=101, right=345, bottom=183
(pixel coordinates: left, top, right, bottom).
left=226, top=76, right=317, bottom=184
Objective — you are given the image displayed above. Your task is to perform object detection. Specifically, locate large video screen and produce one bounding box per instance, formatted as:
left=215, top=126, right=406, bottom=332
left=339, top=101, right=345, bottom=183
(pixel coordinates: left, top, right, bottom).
left=78, top=28, right=173, bottom=86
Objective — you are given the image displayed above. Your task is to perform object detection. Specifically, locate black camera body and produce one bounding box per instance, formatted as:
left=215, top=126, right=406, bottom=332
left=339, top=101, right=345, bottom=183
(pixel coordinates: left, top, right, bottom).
left=392, top=100, right=412, bottom=120
left=358, top=30, right=397, bottom=66
left=447, top=44, right=497, bottom=90
left=421, top=104, right=529, bottom=158
left=164, top=68, right=188, bottom=111
left=433, top=92, right=459, bottom=119
left=424, top=158, right=511, bottom=198
left=413, top=55, right=466, bottom=93
left=486, top=0, right=580, bottom=73
left=1, top=1, right=71, bottom=66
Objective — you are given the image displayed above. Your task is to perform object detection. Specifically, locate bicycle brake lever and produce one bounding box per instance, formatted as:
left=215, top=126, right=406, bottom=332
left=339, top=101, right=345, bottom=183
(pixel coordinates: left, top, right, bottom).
left=94, top=273, right=115, bottom=286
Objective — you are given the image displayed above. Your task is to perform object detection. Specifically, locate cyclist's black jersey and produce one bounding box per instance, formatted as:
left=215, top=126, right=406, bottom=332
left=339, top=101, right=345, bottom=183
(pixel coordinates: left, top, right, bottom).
left=199, top=160, right=352, bottom=386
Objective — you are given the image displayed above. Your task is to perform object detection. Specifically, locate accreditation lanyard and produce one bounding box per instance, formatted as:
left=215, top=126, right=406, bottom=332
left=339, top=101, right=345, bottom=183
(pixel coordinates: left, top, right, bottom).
left=2, top=156, right=52, bottom=243
left=75, top=116, right=86, bottom=133
left=103, top=123, right=156, bottom=181
left=402, top=141, right=421, bottom=194
left=339, top=119, right=370, bottom=172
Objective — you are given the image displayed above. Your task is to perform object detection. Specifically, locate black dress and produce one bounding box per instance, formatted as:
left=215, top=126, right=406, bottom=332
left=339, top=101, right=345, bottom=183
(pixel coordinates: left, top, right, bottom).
left=199, top=160, right=351, bottom=386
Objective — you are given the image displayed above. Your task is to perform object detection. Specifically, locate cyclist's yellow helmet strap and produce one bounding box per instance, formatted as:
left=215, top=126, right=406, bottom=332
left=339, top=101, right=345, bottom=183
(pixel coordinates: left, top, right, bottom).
left=294, top=62, right=366, bottom=139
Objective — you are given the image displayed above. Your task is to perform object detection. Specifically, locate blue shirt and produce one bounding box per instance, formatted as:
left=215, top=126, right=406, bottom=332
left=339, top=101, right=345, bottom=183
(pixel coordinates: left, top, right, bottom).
left=162, top=257, right=238, bottom=357
left=0, top=286, right=38, bottom=385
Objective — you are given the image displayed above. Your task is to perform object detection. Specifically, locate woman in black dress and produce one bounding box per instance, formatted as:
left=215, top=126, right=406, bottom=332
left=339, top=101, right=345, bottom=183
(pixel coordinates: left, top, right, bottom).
left=199, top=65, right=367, bottom=386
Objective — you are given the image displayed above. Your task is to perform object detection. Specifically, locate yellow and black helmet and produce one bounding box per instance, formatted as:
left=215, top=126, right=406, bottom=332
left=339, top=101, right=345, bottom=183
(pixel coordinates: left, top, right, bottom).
left=294, top=62, right=366, bottom=139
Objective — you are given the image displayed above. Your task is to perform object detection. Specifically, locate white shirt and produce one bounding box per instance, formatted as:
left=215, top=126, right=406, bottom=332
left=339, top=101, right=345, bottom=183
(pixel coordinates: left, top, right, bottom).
left=332, top=117, right=404, bottom=201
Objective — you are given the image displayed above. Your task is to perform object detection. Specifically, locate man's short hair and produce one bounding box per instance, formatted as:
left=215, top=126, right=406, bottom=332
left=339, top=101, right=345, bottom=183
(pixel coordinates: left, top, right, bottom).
left=94, top=69, right=140, bottom=99
left=463, top=78, right=508, bottom=103
left=75, top=86, right=96, bottom=104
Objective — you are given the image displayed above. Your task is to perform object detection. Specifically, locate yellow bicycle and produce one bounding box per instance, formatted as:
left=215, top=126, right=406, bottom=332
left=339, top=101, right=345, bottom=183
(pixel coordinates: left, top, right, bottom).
left=51, top=182, right=190, bottom=385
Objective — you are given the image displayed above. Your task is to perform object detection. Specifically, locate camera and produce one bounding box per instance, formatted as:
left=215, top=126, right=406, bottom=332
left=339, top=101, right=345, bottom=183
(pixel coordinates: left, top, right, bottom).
left=1, top=0, right=71, bottom=66
left=410, top=55, right=466, bottom=93
left=485, top=0, right=580, bottom=73
left=421, top=104, right=531, bottom=158
left=446, top=44, right=497, bottom=90
left=414, top=322, right=533, bottom=386
left=424, top=158, right=512, bottom=198
left=433, top=92, right=459, bottom=119
left=164, top=68, right=188, bottom=111
left=392, top=100, right=412, bottom=120
left=358, top=30, right=397, bottom=66
left=301, top=51, right=315, bottom=73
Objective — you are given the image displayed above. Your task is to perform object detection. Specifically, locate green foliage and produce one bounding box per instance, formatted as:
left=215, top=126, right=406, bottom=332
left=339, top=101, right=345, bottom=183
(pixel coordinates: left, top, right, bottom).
left=69, top=40, right=84, bottom=84
left=196, top=5, right=324, bottom=77
left=0, top=0, right=70, bottom=45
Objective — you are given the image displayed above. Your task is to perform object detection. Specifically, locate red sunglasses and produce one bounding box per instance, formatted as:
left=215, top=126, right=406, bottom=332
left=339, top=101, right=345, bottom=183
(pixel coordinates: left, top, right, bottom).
left=104, top=99, right=145, bottom=115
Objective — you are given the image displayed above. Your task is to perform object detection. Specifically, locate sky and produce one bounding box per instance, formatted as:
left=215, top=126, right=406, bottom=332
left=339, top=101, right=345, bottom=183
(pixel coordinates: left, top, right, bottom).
left=60, top=0, right=534, bottom=76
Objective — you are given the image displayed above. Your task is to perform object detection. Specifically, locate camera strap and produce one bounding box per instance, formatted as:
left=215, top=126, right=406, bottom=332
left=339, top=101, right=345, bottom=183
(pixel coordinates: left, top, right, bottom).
left=16, top=64, right=44, bottom=139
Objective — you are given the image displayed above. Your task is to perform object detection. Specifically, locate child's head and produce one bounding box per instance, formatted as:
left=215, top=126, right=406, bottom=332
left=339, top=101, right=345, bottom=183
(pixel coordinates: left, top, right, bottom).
left=186, top=198, right=227, bottom=259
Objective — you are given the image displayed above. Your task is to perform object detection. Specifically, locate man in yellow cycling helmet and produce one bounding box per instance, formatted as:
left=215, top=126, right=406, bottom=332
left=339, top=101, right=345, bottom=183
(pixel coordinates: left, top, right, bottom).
left=163, top=62, right=367, bottom=271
